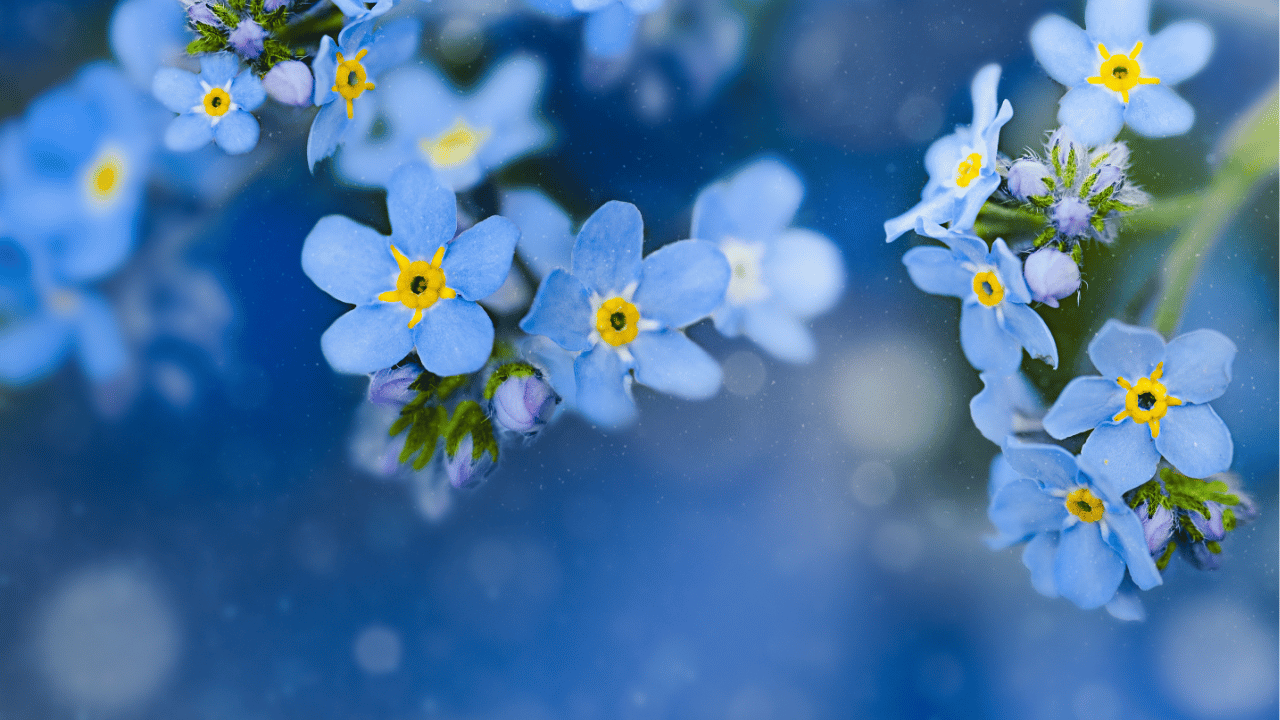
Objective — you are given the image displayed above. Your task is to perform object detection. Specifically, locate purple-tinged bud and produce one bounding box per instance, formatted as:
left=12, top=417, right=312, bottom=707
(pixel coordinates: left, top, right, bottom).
left=445, top=434, right=494, bottom=490
left=187, top=1, right=223, bottom=26
left=229, top=17, right=266, bottom=59
left=1180, top=541, right=1222, bottom=571
left=1135, top=501, right=1175, bottom=556
left=1047, top=126, right=1085, bottom=170
left=1049, top=197, right=1092, bottom=238
left=368, top=365, right=421, bottom=406
left=1023, top=247, right=1080, bottom=308
left=263, top=0, right=291, bottom=10
left=491, top=373, right=559, bottom=435
left=1006, top=159, right=1051, bottom=201
left=263, top=60, right=314, bottom=106
left=1088, top=163, right=1125, bottom=195
left=1188, top=502, right=1228, bottom=542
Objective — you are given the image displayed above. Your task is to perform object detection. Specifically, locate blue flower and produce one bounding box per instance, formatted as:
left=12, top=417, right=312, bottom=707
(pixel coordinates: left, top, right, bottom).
left=1042, top=319, right=1235, bottom=491
left=970, top=370, right=1043, bottom=444
left=501, top=188, right=574, bottom=279
left=301, top=164, right=519, bottom=376
left=307, top=16, right=422, bottom=170
left=987, top=442, right=1161, bottom=610
left=1030, top=0, right=1213, bottom=145
left=330, top=0, right=400, bottom=24
left=153, top=53, right=266, bottom=155
left=691, top=158, right=843, bottom=364
left=109, top=0, right=189, bottom=90
left=902, top=221, right=1058, bottom=373
left=519, top=201, right=730, bottom=427
left=884, top=64, right=1013, bottom=243
left=337, top=55, right=551, bottom=191
left=573, top=0, right=666, bottom=59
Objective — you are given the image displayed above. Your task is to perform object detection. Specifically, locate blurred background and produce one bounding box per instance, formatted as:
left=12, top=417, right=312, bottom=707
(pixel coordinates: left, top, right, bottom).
left=0, top=0, right=1276, bottom=718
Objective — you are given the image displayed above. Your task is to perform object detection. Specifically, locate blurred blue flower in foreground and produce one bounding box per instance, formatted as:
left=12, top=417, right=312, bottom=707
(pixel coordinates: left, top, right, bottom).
left=338, top=56, right=551, bottom=191
left=1042, top=319, right=1235, bottom=491
left=902, top=222, right=1057, bottom=372
left=987, top=442, right=1161, bottom=612
left=520, top=201, right=729, bottom=427
left=501, top=188, right=573, bottom=278
left=970, top=370, right=1043, bottom=444
left=691, top=158, right=843, bottom=364
left=884, top=64, right=1012, bottom=242
left=302, top=164, right=518, bottom=375
left=110, top=0, right=189, bottom=90
left=153, top=53, right=267, bottom=155
left=308, top=17, right=421, bottom=170
left=572, top=0, right=666, bottom=59
left=1030, top=0, right=1212, bottom=145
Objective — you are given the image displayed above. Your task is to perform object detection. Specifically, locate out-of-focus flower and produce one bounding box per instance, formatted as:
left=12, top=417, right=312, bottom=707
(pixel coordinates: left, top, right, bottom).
left=691, top=158, right=843, bottom=363
left=969, top=370, right=1043, bottom=444
left=111, top=0, right=191, bottom=89
left=570, top=0, right=667, bottom=59
left=501, top=188, right=573, bottom=279
left=262, top=60, right=314, bottom=107
left=301, top=164, right=518, bottom=375
left=338, top=56, right=550, bottom=191
left=153, top=53, right=266, bottom=155
left=1023, top=246, right=1080, bottom=307
left=1030, top=0, right=1212, bottom=145
left=1043, top=320, right=1234, bottom=491
left=884, top=64, right=1013, bottom=242
left=520, top=201, right=729, bottom=427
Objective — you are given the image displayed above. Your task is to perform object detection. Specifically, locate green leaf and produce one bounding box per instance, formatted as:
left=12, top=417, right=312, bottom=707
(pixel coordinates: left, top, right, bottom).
left=1063, top=145, right=1078, bottom=188
left=1087, top=184, right=1114, bottom=210
left=1078, top=171, right=1099, bottom=198
left=211, top=3, right=240, bottom=28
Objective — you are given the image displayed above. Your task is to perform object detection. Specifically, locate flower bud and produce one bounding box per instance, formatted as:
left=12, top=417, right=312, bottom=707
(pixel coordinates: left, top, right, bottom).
left=491, top=373, right=559, bottom=434
left=1135, top=501, right=1175, bottom=556
left=1006, top=159, right=1051, bottom=201
left=1188, top=502, right=1227, bottom=542
left=368, top=364, right=421, bottom=406
left=263, top=60, right=314, bottom=106
left=1088, top=163, right=1124, bottom=196
left=1049, top=197, right=1091, bottom=238
left=263, top=0, right=290, bottom=10
left=229, top=18, right=266, bottom=59
left=1023, top=247, right=1080, bottom=308
left=445, top=434, right=494, bottom=490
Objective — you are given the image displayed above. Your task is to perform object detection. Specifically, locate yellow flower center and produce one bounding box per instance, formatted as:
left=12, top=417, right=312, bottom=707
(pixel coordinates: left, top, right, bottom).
left=595, top=297, right=640, bottom=346
left=1086, top=42, right=1160, bottom=103
left=1113, top=361, right=1182, bottom=439
left=203, top=87, right=232, bottom=117
left=972, top=270, right=1004, bottom=308
left=1065, top=487, right=1105, bottom=523
left=419, top=118, right=491, bottom=168
left=954, top=152, right=982, bottom=188
left=332, top=49, right=375, bottom=120
left=377, top=244, right=457, bottom=329
left=82, top=145, right=126, bottom=210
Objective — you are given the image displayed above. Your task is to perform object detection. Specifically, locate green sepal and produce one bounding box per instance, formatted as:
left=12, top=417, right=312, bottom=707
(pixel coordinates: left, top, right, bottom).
left=1041, top=175, right=1057, bottom=192
left=1090, top=215, right=1106, bottom=233
left=1205, top=540, right=1222, bottom=554
left=1078, top=171, right=1099, bottom=198
left=227, top=0, right=246, bottom=12
left=1127, top=469, right=1241, bottom=543
left=395, top=404, right=446, bottom=468
left=1155, top=540, right=1176, bottom=571
left=187, top=36, right=228, bottom=55
left=1032, top=226, right=1057, bottom=248
left=444, top=401, right=499, bottom=463
left=1087, top=184, right=1114, bottom=210
left=1070, top=243, right=1083, bottom=266
left=1063, top=145, right=1078, bottom=188
left=1027, top=194, right=1054, bottom=209
left=484, top=362, right=538, bottom=401
left=1089, top=151, right=1110, bottom=168
left=210, top=2, right=241, bottom=28
left=1049, top=146, right=1062, bottom=177
left=408, top=371, right=470, bottom=402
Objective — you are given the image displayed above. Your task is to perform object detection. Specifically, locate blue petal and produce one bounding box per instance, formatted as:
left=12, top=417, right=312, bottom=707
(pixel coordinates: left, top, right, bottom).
left=361, top=17, right=423, bottom=77
left=990, top=239, right=1031, bottom=305
left=766, top=229, right=843, bottom=319
left=0, top=312, right=71, bottom=385
left=959, top=302, right=1021, bottom=373
left=312, top=36, right=338, bottom=106
left=970, top=371, right=1041, bottom=444
left=691, top=186, right=733, bottom=243
left=1002, top=440, right=1080, bottom=491
left=1030, top=14, right=1094, bottom=86
left=574, top=344, right=637, bottom=428
left=442, top=216, right=519, bottom=301
left=386, top=164, right=456, bottom=257
left=988, top=452, right=1019, bottom=496
left=1022, top=532, right=1059, bottom=598
left=307, top=100, right=350, bottom=171
left=501, top=189, right=573, bottom=278
left=884, top=192, right=958, bottom=243
left=923, top=131, right=966, bottom=183
left=1104, top=507, right=1163, bottom=591
left=1000, top=302, right=1057, bottom=368
left=914, top=220, right=989, bottom=259
left=412, top=298, right=494, bottom=376
left=1155, top=404, right=1233, bottom=479
left=213, top=110, right=260, bottom=155
left=523, top=335, right=578, bottom=409
left=572, top=201, right=644, bottom=296
left=1104, top=577, right=1146, bottom=621
left=717, top=158, right=804, bottom=240
left=902, top=246, right=970, bottom=298
left=1087, top=319, right=1164, bottom=382
left=969, top=64, right=1001, bottom=133
left=74, top=293, right=127, bottom=381
left=629, top=329, right=721, bottom=400
left=1055, top=522, right=1125, bottom=609
left=199, top=52, right=240, bottom=87
left=1161, top=328, right=1235, bottom=403
left=1043, top=376, right=1125, bottom=439
left=633, top=239, right=729, bottom=328
left=1125, top=85, right=1194, bottom=139
left=1141, top=21, right=1213, bottom=85
left=164, top=113, right=214, bottom=152
left=152, top=68, right=203, bottom=113
left=988, top=478, right=1068, bottom=549
left=953, top=171, right=1001, bottom=233
left=1058, top=85, right=1125, bottom=146
left=301, top=214, right=396, bottom=305
left=1084, top=0, right=1151, bottom=51
left=1080, top=420, right=1160, bottom=492
left=231, top=70, right=266, bottom=111
left=470, top=55, right=551, bottom=165
left=583, top=3, right=638, bottom=59
left=320, top=303, right=415, bottom=374
left=742, top=304, right=815, bottom=364
left=519, top=269, right=593, bottom=352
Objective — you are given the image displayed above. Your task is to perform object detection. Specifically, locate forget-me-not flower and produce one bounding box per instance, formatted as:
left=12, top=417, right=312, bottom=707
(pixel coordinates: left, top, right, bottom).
left=970, top=370, right=1043, bottom=445
left=337, top=56, right=551, bottom=191
left=520, top=201, right=730, bottom=427
left=302, top=164, right=519, bottom=376
left=884, top=64, right=1013, bottom=243
left=153, top=53, right=266, bottom=155
left=501, top=188, right=573, bottom=279
left=110, top=0, right=189, bottom=90
left=307, top=17, right=421, bottom=170
left=1042, top=319, right=1234, bottom=491
left=691, top=158, right=843, bottom=364
left=1030, top=0, right=1212, bottom=145
left=987, top=441, right=1161, bottom=610
left=902, top=221, right=1057, bottom=373
left=572, top=0, right=666, bottom=59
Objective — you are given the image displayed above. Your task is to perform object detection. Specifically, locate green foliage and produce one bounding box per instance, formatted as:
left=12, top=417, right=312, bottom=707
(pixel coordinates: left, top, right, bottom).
left=388, top=371, right=476, bottom=470
left=1062, top=145, right=1078, bottom=188
left=445, top=401, right=499, bottom=462
left=1127, top=468, right=1241, bottom=545
left=483, top=362, right=537, bottom=401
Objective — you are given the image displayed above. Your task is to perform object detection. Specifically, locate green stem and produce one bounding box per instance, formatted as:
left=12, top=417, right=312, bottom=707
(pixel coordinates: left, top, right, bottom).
left=1151, top=85, right=1278, bottom=337
left=973, top=201, right=1045, bottom=239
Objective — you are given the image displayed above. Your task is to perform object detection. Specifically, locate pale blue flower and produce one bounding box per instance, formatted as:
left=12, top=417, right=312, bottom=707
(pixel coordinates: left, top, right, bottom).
left=109, top=0, right=190, bottom=90
left=574, top=0, right=666, bottom=59
left=1042, top=320, right=1235, bottom=491
left=902, top=221, right=1057, bottom=373
left=987, top=442, right=1161, bottom=610
left=501, top=188, right=573, bottom=279
left=691, top=158, right=843, bottom=364
left=884, top=64, right=1013, bottom=242
left=153, top=53, right=266, bottom=155
left=1030, top=0, right=1213, bottom=145
left=301, top=164, right=519, bottom=376
left=970, top=370, right=1043, bottom=445
left=520, top=201, right=730, bottom=428
left=337, top=56, right=551, bottom=191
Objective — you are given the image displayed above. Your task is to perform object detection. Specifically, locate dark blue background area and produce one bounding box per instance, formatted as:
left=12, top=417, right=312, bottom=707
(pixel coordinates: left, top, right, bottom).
left=1, top=1, right=1277, bottom=718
